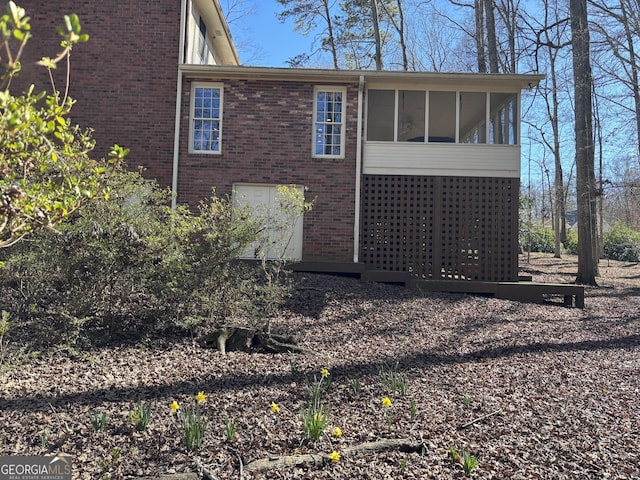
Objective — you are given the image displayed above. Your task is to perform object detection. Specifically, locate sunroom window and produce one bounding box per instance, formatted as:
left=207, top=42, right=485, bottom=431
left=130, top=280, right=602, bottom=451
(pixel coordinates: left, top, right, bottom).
left=490, top=93, right=517, bottom=144
left=366, top=89, right=518, bottom=145
left=399, top=90, right=426, bottom=142
left=366, top=90, right=395, bottom=141
left=460, top=92, right=487, bottom=144
left=428, top=91, right=456, bottom=142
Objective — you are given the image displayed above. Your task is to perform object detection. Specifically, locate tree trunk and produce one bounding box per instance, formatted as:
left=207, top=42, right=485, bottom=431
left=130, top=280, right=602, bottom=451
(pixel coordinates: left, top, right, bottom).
left=475, top=0, right=487, bottom=72
left=542, top=0, right=567, bottom=257
left=323, top=0, right=340, bottom=69
left=484, top=0, right=499, bottom=72
left=570, top=0, right=599, bottom=285
left=396, top=0, right=408, bottom=70
left=370, top=0, right=384, bottom=70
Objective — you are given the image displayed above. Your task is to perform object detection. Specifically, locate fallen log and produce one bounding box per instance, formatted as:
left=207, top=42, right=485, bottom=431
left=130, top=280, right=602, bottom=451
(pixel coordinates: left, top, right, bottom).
left=245, top=438, right=426, bottom=472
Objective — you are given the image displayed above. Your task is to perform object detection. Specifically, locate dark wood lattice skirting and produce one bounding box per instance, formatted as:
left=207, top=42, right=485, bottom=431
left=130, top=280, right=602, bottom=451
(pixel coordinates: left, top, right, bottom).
left=360, top=175, right=519, bottom=282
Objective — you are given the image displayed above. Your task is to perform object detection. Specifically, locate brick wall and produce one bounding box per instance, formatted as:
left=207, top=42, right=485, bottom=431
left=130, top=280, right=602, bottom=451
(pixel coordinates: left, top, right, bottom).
left=13, top=2, right=358, bottom=263
left=177, top=78, right=360, bottom=263
left=15, top=1, right=181, bottom=188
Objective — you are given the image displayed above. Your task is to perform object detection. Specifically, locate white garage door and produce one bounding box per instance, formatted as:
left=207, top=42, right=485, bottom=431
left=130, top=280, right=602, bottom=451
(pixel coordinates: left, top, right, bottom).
left=233, top=184, right=304, bottom=261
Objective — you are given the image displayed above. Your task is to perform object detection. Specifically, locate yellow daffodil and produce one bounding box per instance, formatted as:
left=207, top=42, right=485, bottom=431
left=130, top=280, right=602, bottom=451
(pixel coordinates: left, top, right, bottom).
left=270, top=401, right=280, bottom=413
left=328, top=450, right=340, bottom=463
left=170, top=400, right=180, bottom=412
left=320, top=368, right=330, bottom=378
left=332, top=427, right=343, bottom=437
left=382, top=396, right=392, bottom=408
left=195, top=391, right=206, bottom=404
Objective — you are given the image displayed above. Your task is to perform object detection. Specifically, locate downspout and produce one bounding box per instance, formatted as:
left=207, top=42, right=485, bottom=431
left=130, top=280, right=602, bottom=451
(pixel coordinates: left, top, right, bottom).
left=171, top=0, right=188, bottom=209
left=353, top=75, right=365, bottom=263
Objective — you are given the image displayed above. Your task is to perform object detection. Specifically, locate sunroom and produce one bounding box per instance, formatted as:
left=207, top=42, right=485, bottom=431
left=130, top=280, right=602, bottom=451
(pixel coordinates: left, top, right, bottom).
left=358, top=74, right=537, bottom=282
left=363, top=84, right=521, bottom=178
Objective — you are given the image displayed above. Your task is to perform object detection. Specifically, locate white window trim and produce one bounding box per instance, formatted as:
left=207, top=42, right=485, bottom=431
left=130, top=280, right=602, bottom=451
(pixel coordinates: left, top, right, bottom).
left=312, top=86, right=347, bottom=159
left=189, top=82, right=223, bottom=154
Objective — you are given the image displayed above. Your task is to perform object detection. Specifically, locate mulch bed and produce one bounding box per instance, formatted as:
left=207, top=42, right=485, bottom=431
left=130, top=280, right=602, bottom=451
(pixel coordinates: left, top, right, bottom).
left=0, top=253, right=639, bottom=479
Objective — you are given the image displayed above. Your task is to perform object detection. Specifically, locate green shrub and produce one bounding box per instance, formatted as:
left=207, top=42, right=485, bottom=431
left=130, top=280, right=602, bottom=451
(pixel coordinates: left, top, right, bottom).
left=603, top=222, right=640, bottom=262
left=0, top=170, right=192, bottom=346
left=520, top=225, right=555, bottom=253
left=564, top=230, right=579, bottom=255
left=0, top=170, right=299, bottom=348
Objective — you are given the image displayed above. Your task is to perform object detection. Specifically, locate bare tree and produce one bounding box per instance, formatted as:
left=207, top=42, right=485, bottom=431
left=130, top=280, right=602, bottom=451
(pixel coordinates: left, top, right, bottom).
left=379, top=0, right=409, bottom=69
left=589, top=0, right=640, bottom=164
left=484, top=0, right=500, bottom=71
left=276, top=0, right=340, bottom=68
left=370, top=0, right=384, bottom=69
left=571, top=0, right=599, bottom=284
left=527, top=0, right=571, bottom=257
left=474, top=0, right=488, bottom=71
left=495, top=0, right=519, bottom=72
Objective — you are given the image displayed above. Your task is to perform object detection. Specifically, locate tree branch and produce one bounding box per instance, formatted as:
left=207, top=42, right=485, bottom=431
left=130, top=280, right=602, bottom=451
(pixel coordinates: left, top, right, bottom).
left=245, top=438, right=427, bottom=472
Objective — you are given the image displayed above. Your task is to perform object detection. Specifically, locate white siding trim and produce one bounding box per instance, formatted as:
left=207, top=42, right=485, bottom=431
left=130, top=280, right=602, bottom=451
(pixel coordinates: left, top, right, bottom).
left=363, top=143, right=521, bottom=178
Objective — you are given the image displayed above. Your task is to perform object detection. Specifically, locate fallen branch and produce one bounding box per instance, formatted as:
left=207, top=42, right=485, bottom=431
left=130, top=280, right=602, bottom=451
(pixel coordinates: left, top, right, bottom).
left=194, top=460, right=218, bottom=480
left=245, top=438, right=426, bottom=472
left=199, top=327, right=319, bottom=355
left=460, top=409, right=501, bottom=429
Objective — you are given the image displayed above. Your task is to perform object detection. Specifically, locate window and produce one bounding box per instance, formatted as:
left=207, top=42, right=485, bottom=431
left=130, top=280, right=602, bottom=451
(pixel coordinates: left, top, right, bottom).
left=459, top=92, right=487, bottom=144
left=366, top=90, right=426, bottom=142
left=187, top=5, right=213, bottom=64
left=490, top=93, right=518, bottom=144
left=367, top=90, right=395, bottom=141
left=365, top=88, right=518, bottom=145
left=190, top=83, right=222, bottom=154
left=428, top=91, right=456, bottom=142
left=398, top=90, right=426, bottom=142
left=313, top=87, right=346, bottom=158
left=197, top=16, right=207, bottom=62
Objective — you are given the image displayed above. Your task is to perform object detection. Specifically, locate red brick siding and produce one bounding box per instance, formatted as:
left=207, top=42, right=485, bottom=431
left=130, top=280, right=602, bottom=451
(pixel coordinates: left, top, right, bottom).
left=15, top=1, right=181, bottom=188
left=177, top=78, right=359, bottom=263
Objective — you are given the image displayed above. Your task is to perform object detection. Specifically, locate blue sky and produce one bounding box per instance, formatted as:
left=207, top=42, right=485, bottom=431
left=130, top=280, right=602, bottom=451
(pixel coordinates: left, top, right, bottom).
left=228, top=1, right=316, bottom=67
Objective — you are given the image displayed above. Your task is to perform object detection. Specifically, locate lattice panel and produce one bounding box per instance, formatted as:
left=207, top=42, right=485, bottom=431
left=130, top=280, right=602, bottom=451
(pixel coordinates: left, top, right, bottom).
left=360, top=175, right=519, bottom=282
left=361, top=176, right=436, bottom=277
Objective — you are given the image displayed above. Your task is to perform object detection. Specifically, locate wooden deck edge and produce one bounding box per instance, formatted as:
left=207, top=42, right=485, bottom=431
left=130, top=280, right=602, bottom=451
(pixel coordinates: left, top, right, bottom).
left=287, top=264, right=585, bottom=308
left=413, top=280, right=585, bottom=308
left=290, top=261, right=367, bottom=275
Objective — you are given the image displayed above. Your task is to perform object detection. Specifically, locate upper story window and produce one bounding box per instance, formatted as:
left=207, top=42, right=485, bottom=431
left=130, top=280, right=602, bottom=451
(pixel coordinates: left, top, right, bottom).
left=186, top=3, right=214, bottom=64
left=313, top=87, right=346, bottom=158
left=190, top=83, right=222, bottom=154
left=197, top=16, right=207, bottom=62
left=366, top=89, right=518, bottom=145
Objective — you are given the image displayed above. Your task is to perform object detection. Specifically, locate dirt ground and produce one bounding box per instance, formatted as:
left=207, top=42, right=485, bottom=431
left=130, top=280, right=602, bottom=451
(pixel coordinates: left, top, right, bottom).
left=0, top=253, right=638, bottom=479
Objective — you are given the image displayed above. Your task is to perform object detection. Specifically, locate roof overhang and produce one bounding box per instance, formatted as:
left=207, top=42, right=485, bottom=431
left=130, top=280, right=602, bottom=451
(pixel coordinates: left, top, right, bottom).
left=180, top=64, right=544, bottom=90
